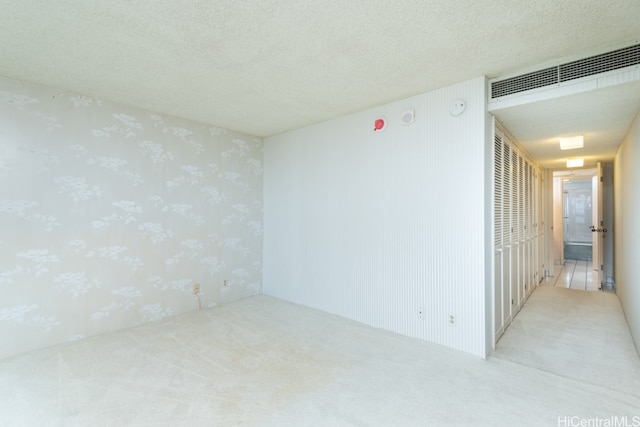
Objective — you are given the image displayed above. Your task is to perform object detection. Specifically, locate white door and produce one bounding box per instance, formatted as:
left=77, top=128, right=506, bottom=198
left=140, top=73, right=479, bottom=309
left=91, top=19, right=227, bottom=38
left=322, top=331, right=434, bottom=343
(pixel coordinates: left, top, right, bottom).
left=591, top=162, right=604, bottom=288
left=503, top=136, right=514, bottom=331
left=494, top=130, right=505, bottom=341
left=552, top=176, right=564, bottom=272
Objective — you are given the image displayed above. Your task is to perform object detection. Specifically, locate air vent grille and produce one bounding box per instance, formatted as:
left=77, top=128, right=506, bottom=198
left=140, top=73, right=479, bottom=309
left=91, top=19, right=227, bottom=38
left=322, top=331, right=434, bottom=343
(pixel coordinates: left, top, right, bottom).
left=491, top=67, right=557, bottom=99
left=491, top=44, right=640, bottom=99
left=560, top=44, right=640, bottom=82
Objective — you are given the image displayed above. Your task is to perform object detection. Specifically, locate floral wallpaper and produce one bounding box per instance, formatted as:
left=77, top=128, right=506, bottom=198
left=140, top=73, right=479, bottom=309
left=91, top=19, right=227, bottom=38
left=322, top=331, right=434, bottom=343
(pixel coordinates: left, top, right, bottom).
left=0, top=76, right=263, bottom=359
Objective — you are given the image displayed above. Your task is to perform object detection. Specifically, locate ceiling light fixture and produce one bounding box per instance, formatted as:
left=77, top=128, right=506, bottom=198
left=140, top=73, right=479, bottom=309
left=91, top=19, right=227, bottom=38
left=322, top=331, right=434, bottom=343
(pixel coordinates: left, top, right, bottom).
left=560, top=135, right=584, bottom=150
left=566, top=159, right=584, bottom=168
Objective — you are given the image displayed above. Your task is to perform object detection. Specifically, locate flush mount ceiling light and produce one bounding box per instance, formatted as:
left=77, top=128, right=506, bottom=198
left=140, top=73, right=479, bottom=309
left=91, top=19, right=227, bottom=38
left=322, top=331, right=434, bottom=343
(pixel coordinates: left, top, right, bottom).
left=566, top=158, right=584, bottom=168
left=560, top=135, right=584, bottom=150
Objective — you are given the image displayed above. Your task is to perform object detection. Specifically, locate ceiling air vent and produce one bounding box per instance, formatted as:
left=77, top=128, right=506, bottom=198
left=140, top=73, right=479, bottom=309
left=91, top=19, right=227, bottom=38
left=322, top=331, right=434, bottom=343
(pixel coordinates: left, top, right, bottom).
left=491, top=43, right=640, bottom=99
left=491, top=67, right=557, bottom=98
left=560, top=44, right=640, bottom=82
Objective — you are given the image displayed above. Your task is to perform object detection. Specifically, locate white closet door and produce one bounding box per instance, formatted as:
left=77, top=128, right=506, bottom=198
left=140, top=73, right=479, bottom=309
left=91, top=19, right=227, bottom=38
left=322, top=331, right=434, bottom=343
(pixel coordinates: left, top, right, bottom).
left=524, top=158, right=529, bottom=300
left=525, top=162, right=533, bottom=296
left=511, top=149, right=520, bottom=313
left=531, top=166, right=538, bottom=292
left=499, top=129, right=515, bottom=331
left=493, top=121, right=544, bottom=346
left=494, top=131, right=504, bottom=340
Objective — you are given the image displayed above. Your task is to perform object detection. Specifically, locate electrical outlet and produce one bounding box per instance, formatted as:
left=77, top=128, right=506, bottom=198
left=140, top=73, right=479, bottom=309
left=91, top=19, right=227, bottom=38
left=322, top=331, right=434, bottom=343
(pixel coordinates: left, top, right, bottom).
left=448, top=314, right=456, bottom=326
left=193, top=283, right=201, bottom=295
left=223, top=279, right=228, bottom=287
left=418, top=307, right=423, bottom=320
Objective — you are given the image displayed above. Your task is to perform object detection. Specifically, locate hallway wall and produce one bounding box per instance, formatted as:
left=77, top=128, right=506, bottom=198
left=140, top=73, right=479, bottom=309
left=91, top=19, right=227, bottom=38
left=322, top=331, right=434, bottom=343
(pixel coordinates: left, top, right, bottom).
left=614, top=108, right=640, bottom=355
left=263, top=77, right=491, bottom=357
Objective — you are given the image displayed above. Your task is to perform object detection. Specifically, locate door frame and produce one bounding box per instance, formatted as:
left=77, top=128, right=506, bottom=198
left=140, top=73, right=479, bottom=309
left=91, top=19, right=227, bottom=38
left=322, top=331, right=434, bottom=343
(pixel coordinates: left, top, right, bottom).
left=546, top=166, right=606, bottom=287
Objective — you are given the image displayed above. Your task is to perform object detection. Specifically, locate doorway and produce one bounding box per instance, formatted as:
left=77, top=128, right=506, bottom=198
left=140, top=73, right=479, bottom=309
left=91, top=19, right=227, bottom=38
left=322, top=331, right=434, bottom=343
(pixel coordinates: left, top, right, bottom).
left=550, top=166, right=608, bottom=291
left=562, top=176, right=593, bottom=261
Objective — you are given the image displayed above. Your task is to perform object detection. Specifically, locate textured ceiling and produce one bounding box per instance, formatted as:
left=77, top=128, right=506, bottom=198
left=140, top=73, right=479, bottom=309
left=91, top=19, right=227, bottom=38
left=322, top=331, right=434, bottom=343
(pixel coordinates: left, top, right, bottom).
left=1, top=1, right=640, bottom=166
left=493, top=80, right=640, bottom=168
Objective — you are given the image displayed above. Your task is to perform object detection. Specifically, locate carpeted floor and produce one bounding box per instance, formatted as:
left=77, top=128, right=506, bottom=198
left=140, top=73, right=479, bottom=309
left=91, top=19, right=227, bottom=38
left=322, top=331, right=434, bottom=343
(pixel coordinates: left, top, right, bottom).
left=492, top=284, right=640, bottom=396
left=1, top=286, right=639, bottom=426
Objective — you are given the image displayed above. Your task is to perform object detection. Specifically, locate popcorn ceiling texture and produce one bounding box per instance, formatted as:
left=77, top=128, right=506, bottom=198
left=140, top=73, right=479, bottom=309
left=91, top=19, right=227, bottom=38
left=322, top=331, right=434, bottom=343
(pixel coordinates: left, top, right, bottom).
left=0, top=76, right=263, bottom=360
left=1, top=1, right=638, bottom=137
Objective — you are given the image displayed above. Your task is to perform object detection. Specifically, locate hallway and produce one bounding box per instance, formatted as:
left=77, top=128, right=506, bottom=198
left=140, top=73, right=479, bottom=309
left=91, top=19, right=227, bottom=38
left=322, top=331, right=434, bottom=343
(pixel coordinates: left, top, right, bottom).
left=550, top=259, right=599, bottom=292
left=493, top=284, right=640, bottom=398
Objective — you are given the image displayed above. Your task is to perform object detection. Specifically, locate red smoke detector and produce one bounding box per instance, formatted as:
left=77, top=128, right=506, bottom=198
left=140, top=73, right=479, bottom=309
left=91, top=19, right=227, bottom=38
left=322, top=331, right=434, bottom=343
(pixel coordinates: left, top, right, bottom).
left=374, top=117, right=386, bottom=132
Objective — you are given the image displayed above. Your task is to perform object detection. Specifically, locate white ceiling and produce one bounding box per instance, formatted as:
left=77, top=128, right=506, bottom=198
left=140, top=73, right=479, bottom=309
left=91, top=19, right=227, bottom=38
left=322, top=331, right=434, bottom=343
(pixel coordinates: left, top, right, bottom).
left=1, top=1, right=640, bottom=167
left=493, top=79, right=640, bottom=168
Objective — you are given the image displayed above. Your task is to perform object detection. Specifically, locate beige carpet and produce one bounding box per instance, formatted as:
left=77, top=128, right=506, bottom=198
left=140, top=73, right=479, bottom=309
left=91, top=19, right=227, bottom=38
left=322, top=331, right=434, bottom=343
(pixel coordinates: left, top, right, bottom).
left=492, top=284, right=640, bottom=397
left=1, top=290, right=639, bottom=426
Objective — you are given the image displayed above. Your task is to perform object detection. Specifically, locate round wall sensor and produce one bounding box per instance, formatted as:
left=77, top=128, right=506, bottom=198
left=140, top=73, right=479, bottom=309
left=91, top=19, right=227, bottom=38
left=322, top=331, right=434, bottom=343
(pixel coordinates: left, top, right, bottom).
left=374, top=117, right=387, bottom=132
left=449, top=99, right=466, bottom=116
left=401, top=109, right=415, bottom=126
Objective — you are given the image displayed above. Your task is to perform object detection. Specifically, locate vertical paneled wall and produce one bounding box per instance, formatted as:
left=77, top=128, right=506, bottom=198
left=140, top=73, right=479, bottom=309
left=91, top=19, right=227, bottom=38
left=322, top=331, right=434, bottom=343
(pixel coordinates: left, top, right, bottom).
left=0, top=77, right=263, bottom=359
left=492, top=122, right=543, bottom=344
left=614, top=109, right=640, bottom=356
left=264, top=77, right=490, bottom=357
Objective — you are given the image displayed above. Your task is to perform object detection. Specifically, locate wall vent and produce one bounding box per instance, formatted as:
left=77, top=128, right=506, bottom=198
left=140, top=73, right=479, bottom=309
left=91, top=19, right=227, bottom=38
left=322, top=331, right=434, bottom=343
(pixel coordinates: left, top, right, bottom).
left=491, top=44, right=640, bottom=99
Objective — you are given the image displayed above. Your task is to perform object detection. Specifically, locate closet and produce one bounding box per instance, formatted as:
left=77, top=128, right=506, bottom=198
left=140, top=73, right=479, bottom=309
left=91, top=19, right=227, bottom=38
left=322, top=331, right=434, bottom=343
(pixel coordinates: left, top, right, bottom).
left=493, top=120, right=544, bottom=344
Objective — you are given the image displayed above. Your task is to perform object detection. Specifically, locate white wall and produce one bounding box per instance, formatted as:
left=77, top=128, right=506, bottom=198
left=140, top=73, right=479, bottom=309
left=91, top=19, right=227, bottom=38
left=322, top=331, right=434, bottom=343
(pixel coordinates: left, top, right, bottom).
left=0, top=77, right=263, bottom=359
left=614, top=109, right=640, bottom=355
left=264, top=77, right=490, bottom=357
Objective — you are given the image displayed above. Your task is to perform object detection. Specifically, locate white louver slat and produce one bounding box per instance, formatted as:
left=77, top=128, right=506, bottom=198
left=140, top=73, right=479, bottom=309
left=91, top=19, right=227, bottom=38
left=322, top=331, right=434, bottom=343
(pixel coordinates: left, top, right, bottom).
left=494, top=134, right=503, bottom=247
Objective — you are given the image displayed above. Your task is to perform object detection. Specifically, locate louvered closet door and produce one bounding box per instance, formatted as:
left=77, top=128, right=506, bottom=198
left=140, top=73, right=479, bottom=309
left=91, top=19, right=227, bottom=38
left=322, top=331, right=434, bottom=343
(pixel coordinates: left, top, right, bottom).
left=503, top=142, right=513, bottom=327
left=528, top=163, right=536, bottom=293
left=519, top=159, right=525, bottom=302
left=536, top=167, right=544, bottom=284
left=524, top=161, right=532, bottom=298
left=517, top=155, right=525, bottom=306
left=494, top=132, right=505, bottom=339
left=535, top=166, right=541, bottom=287
left=532, top=167, right=538, bottom=289
left=511, top=148, right=520, bottom=314
left=493, top=121, right=545, bottom=345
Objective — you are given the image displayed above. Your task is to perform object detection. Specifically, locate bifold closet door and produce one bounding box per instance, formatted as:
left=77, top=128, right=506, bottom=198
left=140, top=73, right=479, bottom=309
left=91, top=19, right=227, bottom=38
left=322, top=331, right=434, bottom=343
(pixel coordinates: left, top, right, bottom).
left=510, top=148, right=520, bottom=315
left=494, top=128, right=514, bottom=339
left=525, top=162, right=534, bottom=296
left=524, top=162, right=531, bottom=296
left=528, top=164, right=541, bottom=291
left=494, top=122, right=545, bottom=345
left=536, top=167, right=544, bottom=285
left=494, top=132, right=504, bottom=339
left=518, top=154, right=524, bottom=307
